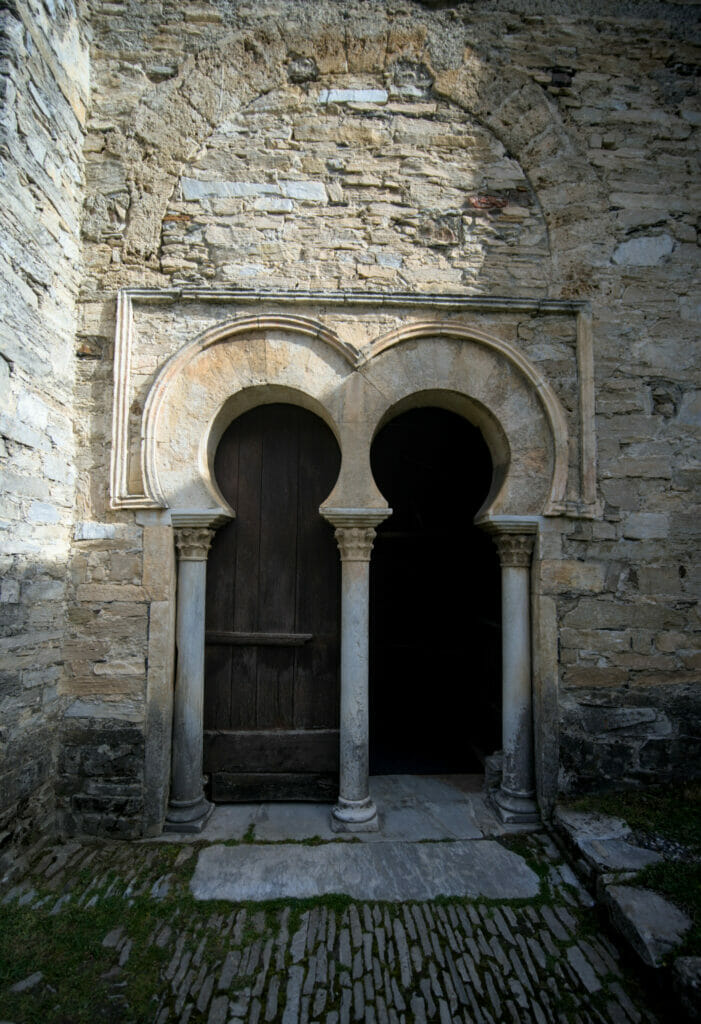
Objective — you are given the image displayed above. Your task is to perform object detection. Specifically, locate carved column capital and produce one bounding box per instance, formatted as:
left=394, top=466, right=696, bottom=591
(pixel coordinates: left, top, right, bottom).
left=320, top=507, right=392, bottom=563
left=492, top=533, right=535, bottom=568
left=479, top=517, right=538, bottom=570
left=334, top=525, right=377, bottom=562
left=174, top=527, right=215, bottom=561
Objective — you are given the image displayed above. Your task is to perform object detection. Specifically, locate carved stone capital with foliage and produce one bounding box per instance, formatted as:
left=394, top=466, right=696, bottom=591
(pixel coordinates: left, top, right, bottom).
left=174, top=527, right=215, bottom=561
left=492, top=533, right=535, bottom=569
left=334, top=526, right=377, bottom=562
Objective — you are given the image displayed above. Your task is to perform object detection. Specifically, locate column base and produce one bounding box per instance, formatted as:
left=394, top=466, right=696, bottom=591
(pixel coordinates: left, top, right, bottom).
left=164, top=794, right=214, bottom=834
left=330, top=796, right=379, bottom=833
left=493, top=785, right=539, bottom=826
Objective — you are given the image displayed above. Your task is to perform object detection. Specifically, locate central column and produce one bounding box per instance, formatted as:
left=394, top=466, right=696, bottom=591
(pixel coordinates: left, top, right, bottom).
left=322, top=508, right=391, bottom=832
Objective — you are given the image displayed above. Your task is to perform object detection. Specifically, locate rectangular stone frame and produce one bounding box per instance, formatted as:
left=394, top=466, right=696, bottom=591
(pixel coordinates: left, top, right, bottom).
left=110, top=288, right=599, bottom=517
left=110, top=287, right=598, bottom=831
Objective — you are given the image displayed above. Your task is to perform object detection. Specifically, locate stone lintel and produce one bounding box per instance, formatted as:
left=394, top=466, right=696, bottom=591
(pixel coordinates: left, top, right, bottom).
left=320, top=507, right=393, bottom=530
left=171, top=509, right=234, bottom=529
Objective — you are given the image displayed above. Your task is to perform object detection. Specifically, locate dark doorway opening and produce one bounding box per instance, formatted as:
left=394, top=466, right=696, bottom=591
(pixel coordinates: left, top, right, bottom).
left=204, top=403, right=341, bottom=802
left=369, top=406, right=501, bottom=775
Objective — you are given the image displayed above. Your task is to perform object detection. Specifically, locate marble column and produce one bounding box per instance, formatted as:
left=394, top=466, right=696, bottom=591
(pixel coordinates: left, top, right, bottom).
left=488, top=523, right=539, bottom=825
left=322, top=509, right=391, bottom=832
left=164, top=513, right=229, bottom=832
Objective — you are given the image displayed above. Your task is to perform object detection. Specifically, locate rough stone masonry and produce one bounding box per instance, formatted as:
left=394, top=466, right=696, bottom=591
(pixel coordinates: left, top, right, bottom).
left=0, top=0, right=699, bottom=841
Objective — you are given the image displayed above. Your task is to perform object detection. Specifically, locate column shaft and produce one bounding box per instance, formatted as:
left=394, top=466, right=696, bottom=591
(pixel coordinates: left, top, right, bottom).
left=164, top=526, right=215, bottom=832
left=500, top=563, right=535, bottom=801
left=321, top=510, right=391, bottom=833
left=488, top=526, right=539, bottom=825
left=338, top=556, right=372, bottom=806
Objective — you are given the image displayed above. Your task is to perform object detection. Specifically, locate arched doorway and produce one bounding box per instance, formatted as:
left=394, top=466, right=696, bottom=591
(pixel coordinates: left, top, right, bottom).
left=369, top=407, right=501, bottom=776
left=203, top=403, right=342, bottom=801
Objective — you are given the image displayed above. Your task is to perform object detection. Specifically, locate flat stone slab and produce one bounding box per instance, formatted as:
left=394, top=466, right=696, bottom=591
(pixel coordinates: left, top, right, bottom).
left=673, top=956, right=701, bottom=1022
left=555, top=807, right=631, bottom=842
left=190, top=839, right=540, bottom=902
left=604, top=884, right=692, bottom=967
left=578, top=837, right=662, bottom=873
left=167, top=775, right=500, bottom=845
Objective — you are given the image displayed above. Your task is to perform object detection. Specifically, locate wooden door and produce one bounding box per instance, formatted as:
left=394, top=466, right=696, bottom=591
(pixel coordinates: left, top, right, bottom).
left=204, top=404, right=341, bottom=801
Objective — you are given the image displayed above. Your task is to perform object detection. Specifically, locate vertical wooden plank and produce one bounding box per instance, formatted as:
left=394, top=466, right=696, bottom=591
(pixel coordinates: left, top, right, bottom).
left=294, top=409, right=341, bottom=730
left=204, top=645, right=233, bottom=731
left=227, top=647, right=257, bottom=730
left=204, top=419, right=240, bottom=730
left=230, top=410, right=263, bottom=728
left=232, top=408, right=263, bottom=632
left=256, top=646, right=294, bottom=729
left=258, top=405, right=299, bottom=632
left=256, top=406, right=299, bottom=727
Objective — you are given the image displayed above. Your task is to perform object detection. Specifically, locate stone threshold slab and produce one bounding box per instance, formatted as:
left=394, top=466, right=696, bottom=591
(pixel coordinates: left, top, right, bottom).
left=190, top=839, right=540, bottom=903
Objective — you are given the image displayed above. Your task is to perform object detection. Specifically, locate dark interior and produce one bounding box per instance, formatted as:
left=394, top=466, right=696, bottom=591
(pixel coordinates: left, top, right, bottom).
left=369, top=406, right=502, bottom=775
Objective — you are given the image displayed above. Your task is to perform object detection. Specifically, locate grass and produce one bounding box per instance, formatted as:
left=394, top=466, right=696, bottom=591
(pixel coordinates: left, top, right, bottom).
left=568, top=780, right=701, bottom=853
left=0, top=897, right=168, bottom=1023
left=0, top=838, right=358, bottom=1024
left=0, top=831, right=661, bottom=1024
left=635, top=860, right=701, bottom=958
left=567, top=781, right=701, bottom=958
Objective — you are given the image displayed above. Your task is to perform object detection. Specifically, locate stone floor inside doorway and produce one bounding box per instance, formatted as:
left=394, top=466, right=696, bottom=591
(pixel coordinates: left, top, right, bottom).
left=0, top=775, right=663, bottom=1024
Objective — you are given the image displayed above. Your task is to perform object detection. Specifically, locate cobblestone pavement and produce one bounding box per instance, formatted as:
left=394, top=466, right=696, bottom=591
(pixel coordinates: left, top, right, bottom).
left=0, top=832, right=659, bottom=1023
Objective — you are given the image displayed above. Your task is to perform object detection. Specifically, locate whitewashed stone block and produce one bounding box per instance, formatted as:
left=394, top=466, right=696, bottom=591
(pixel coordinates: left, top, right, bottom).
left=253, top=197, right=294, bottom=213
left=622, top=512, right=669, bottom=539
left=280, top=181, right=327, bottom=202
left=613, top=234, right=674, bottom=266
left=28, top=501, right=61, bottom=524
left=318, top=88, right=388, bottom=104
left=74, top=521, right=117, bottom=540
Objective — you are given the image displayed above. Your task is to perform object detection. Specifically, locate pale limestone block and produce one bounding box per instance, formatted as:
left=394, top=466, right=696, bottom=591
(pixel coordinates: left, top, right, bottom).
left=28, top=501, right=61, bottom=524
left=0, top=580, right=20, bottom=603
left=253, top=197, right=294, bottom=213
left=280, top=181, right=327, bottom=201
left=540, top=560, right=605, bottom=593
left=142, top=525, right=176, bottom=602
left=613, top=234, right=674, bottom=266
left=23, top=579, right=63, bottom=601
left=68, top=674, right=145, bottom=698
left=76, top=584, right=147, bottom=603
left=64, top=698, right=144, bottom=721
left=182, top=179, right=278, bottom=200
left=318, top=88, right=387, bottom=105
left=144, top=598, right=176, bottom=834
left=74, top=521, right=117, bottom=541
left=93, top=658, right=145, bottom=677
left=622, top=513, right=669, bottom=540
left=16, top=391, right=49, bottom=428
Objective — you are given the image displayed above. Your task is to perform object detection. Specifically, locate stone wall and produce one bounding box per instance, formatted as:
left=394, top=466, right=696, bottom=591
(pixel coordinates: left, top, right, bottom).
left=24, top=0, right=699, bottom=834
left=0, top=0, right=89, bottom=847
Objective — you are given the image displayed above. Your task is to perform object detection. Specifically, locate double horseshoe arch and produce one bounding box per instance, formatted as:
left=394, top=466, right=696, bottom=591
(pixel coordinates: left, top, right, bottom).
left=151, top=315, right=566, bottom=832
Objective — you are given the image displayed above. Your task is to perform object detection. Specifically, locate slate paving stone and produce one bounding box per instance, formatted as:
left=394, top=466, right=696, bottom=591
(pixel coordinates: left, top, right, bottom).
left=0, top=831, right=665, bottom=1024
left=603, top=883, right=693, bottom=968
left=190, top=838, right=540, bottom=902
